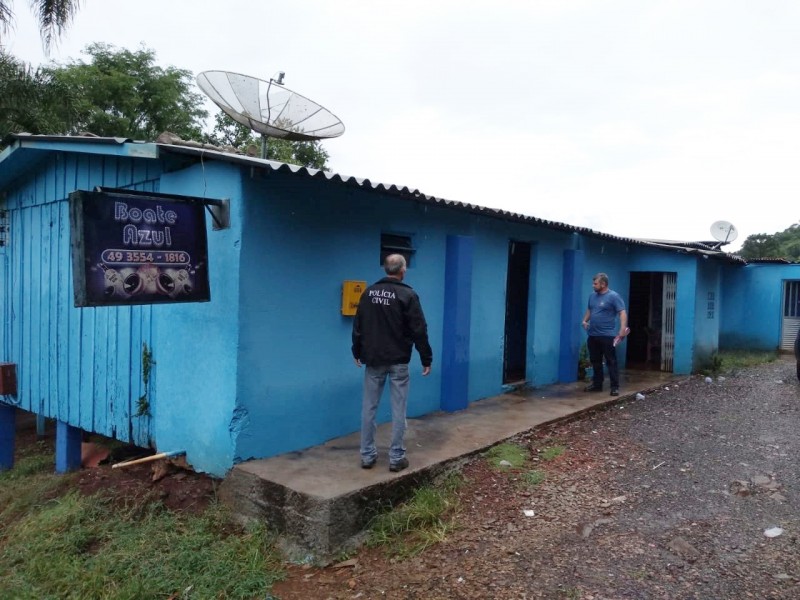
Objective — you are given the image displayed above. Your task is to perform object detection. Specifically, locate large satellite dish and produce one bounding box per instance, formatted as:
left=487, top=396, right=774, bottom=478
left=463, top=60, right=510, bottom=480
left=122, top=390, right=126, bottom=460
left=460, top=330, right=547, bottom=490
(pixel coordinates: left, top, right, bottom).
left=196, top=70, right=344, bottom=157
left=710, top=220, right=738, bottom=247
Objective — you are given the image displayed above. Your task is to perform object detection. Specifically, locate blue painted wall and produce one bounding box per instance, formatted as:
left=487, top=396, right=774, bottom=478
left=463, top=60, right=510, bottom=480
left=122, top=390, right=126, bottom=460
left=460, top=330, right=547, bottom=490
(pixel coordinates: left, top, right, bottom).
left=579, top=236, right=632, bottom=369
left=6, top=140, right=784, bottom=477
left=0, top=148, right=246, bottom=475
left=150, top=160, right=245, bottom=475
left=229, top=171, right=584, bottom=462
left=693, top=259, right=721, bottom=369
left=720, top=263, right=800, bottom=350
left=466, top=216, right=513, bottom=397
left=0, top=154, right=160, bottom=446
left=0, top=152, right=161, bottom=447
left=558, top=248, right=584, bottom=382
left=577, top=242, right=719, bottom=375
left=528, top=235, right=567, bottom=386
left=440, top=235, right=474, bottom=412
left=232, top=174, right=383, bottom=461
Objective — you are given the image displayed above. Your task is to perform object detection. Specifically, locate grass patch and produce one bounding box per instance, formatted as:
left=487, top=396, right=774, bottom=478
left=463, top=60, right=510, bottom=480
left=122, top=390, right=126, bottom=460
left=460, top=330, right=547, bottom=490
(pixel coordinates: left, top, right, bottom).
left=485, top=444, right=549, bottom=489
left=0, top=444, right=75, bottom=524
left=539, top=445, right=566, bottom=461
left=367, top=472, right=462, bottom=557
left=701, top=350, right=777, bottom=375
left=1, top=450, right=54, bottom=479
left=521, top=469, right=546, bottom=486
left=485, top=442, right=529, bottom=469
left=0, top=446, right=285, bottom=599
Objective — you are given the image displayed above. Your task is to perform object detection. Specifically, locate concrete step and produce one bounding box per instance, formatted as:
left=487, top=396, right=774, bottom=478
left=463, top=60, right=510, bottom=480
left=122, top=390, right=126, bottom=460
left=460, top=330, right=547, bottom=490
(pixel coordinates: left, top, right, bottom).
left=219, top=370, right=681, bottom=563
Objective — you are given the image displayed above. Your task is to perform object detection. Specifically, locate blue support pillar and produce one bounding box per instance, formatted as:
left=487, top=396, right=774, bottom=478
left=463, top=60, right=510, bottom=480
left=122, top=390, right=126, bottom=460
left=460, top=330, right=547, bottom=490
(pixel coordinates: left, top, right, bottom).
left=0, top=403, right=16, bottom=471
left=36, top=414, right=46, bottom=437
left=558, top=248, right=585, bottom=382
left=441, top=235, right=474, bottom=412
left=55, top=420, right=82, bottom=473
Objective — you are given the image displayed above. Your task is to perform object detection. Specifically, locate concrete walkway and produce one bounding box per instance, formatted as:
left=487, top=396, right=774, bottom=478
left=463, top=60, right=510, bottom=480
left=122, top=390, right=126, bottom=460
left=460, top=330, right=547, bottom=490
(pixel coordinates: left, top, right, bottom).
left=219, top=369, right=683, bottom=562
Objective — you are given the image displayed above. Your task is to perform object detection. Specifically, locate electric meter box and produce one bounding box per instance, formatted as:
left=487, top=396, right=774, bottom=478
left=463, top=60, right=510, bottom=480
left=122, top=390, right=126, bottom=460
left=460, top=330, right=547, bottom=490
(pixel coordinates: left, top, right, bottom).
left=341, top=280, right=367, bottom=316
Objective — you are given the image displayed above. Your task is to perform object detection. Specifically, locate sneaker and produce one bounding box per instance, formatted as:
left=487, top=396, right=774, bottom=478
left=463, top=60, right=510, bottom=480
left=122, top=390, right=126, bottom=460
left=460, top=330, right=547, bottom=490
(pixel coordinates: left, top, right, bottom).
left=389, top=458, right=409, bottom=472
left=361, top=457, right=377, bottom=469
left=584, top=384, right=603, bottom=392
left=610, top=388, right=620, bottom=396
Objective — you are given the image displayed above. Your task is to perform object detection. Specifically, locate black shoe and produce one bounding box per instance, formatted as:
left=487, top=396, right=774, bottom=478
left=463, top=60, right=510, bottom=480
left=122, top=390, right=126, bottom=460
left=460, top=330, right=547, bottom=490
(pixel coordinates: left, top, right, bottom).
left=610, top=388, right=619, bottom=396
left=361, top=457, right=377, bottom=469
left=584, top=384, right=603, bottom=392
left=389, top=458, right=409, bottom=472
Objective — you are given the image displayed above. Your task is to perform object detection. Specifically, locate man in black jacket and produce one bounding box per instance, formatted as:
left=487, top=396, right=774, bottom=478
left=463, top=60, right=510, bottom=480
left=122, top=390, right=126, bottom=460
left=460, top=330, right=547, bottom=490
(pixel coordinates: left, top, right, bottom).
left=352, top=254, right=432, bottom=472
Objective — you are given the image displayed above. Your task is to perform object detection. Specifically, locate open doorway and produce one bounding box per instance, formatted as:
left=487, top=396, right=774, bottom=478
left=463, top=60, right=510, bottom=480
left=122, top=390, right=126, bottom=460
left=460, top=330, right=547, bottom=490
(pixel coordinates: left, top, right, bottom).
left=626, top=272, right=676, bottom=371
left=503, top=241, right=531, bottom=384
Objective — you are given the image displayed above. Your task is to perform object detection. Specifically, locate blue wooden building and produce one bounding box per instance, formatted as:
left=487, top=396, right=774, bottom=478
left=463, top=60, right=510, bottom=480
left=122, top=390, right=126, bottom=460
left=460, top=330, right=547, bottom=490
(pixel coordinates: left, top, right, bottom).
left=0, top=134, right=797, bottom=476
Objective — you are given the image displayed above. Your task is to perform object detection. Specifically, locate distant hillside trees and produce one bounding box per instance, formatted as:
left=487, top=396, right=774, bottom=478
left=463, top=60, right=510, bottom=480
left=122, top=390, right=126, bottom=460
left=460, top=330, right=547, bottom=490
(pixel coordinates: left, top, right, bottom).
left=738, top=223, right=800, bottom=260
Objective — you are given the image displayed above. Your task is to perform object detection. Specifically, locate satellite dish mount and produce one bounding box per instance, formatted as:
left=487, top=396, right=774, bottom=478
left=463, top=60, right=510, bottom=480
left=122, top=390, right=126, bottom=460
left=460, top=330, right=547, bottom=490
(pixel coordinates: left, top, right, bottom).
left=197, top=70, right=345, bottom=160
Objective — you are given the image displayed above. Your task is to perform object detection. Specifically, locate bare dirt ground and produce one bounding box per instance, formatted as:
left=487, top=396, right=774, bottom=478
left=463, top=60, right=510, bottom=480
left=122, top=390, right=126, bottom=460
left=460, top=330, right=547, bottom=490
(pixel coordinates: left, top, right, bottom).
left=13, top=358, right=800, bottom=599
left=15, top=414, right=217, bottom=514
left=271, top=359, right=800, bottom=599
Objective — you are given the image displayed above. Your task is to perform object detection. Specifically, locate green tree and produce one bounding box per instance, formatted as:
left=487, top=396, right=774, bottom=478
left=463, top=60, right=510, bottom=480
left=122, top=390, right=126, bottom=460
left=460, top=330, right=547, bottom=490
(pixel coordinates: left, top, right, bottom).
left=0, top=51, right=75, bottom=140
left=738, top=223, right=800, bottom=260
left=207, top=112, right=257, bottom=150
left=0, top=0, right=81, bottom=52
left=46, top=43, right=208, bottom=141
left=206, top=112, right=330, bottom=170
left=290, top=137, right=330, bottom=170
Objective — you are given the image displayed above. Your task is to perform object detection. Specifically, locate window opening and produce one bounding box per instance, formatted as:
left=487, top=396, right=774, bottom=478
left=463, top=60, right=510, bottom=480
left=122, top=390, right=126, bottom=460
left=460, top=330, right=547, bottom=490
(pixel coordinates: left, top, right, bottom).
left=380, top=233, right=414, bottom=267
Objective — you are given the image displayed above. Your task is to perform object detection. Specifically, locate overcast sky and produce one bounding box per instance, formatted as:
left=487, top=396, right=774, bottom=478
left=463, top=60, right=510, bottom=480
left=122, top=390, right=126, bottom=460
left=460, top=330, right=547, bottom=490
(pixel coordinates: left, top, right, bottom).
left=7, top=0, right=800, bottom=251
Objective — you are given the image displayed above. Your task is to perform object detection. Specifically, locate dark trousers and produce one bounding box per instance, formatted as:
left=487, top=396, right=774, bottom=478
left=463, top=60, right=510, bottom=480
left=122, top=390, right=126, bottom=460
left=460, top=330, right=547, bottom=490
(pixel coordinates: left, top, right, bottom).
left=587, top=335, right=619, bottom=389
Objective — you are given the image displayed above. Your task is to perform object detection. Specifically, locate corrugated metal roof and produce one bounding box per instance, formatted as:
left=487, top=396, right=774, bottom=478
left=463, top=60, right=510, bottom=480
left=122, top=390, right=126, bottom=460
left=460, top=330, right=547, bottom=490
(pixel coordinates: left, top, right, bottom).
left=153, top=140, right=749, bottom=264
left=745, top=257, right=800, bottom=264
left=636, top=238, right=722, bottom=250
left=1, top=133, right=749, bottom=264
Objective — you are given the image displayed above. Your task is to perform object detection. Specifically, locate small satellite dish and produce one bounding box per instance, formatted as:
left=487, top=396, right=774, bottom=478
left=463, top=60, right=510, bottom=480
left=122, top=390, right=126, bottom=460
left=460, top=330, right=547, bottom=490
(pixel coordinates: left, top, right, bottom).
left=710, top=220, right=738, bottom=246
left=196, top=70, right=345, bottom=157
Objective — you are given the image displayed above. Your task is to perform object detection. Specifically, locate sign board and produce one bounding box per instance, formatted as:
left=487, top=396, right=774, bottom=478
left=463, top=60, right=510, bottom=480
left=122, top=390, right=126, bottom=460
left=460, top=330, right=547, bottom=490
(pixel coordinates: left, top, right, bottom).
left=70, top=189, right=210, bottom=307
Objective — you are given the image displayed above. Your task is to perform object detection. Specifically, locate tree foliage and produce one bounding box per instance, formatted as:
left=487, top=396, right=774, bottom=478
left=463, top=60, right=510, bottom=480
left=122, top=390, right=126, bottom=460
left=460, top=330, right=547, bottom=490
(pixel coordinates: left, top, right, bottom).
left=1, top=42, right=331, bottom=169
left=206, top=113, right=330, bottom=170
left=738, top=223, right=800, bottom=260
left=0, top=0, right=81, bottom=53
left=46, top=43, right=208, bottom=141
left=0, top=51, right=76, bottom=138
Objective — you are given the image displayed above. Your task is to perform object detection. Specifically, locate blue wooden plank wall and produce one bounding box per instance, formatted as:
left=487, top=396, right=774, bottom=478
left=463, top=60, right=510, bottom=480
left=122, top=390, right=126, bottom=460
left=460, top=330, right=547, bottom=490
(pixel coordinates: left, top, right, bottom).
left=1, top=153, right=162, bottom=447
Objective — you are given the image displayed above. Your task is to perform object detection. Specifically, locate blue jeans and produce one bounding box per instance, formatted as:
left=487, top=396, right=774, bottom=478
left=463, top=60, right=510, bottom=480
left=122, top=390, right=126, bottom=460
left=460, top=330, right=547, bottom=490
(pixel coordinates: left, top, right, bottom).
left=361, top=364, right=409, bottom=464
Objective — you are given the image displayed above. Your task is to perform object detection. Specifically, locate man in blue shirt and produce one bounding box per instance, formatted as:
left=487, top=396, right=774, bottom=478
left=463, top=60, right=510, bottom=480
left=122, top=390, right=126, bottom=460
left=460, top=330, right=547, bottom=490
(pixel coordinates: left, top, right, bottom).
left=582, top=273, right=628, bottom=396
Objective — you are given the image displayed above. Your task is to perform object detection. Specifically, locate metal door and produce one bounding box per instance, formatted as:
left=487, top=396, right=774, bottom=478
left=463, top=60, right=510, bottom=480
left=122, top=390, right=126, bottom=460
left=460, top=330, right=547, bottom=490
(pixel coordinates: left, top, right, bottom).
left=661, top=273, right=676, bottom=371
left=780, top=280, right=800, bottom=351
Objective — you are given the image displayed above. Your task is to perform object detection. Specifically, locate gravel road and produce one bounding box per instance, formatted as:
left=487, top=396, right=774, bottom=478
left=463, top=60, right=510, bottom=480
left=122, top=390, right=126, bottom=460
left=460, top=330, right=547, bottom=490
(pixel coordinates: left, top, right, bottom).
left=272, top=358, right=800, bottom=599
